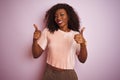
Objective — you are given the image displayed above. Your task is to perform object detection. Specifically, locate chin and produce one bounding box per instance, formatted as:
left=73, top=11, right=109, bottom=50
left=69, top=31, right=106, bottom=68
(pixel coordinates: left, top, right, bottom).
left=59, top=26, right=63, bottom=29
left=58, top=24, right=65, bottom=28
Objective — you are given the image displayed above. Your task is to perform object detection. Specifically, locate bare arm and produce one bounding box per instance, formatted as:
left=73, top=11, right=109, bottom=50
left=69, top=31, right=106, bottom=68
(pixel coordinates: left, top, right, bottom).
left=32, top=24, right=44, bottom=58
left=78, top=43, right=87, bottom=63
left=74, top=27, right=88, bottom=63
left=32, top=39, right=43, bottom=58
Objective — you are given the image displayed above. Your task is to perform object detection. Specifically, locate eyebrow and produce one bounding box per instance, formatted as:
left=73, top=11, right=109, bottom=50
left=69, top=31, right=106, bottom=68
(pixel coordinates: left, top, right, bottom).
left=55, top=12, right=65, bottom=15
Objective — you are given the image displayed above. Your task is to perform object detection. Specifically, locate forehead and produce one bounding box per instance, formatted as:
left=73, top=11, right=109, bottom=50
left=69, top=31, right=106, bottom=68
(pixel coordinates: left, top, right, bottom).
left=55, top=9, right=67, bottom=14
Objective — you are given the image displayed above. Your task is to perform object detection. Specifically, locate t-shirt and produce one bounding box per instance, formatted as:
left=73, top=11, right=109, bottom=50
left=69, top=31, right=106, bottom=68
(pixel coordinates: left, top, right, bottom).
left=37, top=28, right=80, bottom=69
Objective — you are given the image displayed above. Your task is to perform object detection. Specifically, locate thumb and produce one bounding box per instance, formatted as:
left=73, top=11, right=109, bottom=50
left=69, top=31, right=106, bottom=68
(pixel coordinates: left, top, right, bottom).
left=79, top=27, right=85, bottom=36
left=33, top=24, right=38, bottom=31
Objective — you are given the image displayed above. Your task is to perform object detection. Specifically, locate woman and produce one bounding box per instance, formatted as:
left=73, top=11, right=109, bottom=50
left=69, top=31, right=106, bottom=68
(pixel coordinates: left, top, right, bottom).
left=32, top=3, right=87, bottom=80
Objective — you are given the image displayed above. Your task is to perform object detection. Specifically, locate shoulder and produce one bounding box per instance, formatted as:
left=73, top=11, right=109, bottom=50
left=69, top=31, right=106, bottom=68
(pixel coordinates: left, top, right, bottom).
left=42, top=28, right=49, bottom=32
left=42, top=28, right=50, bottom=34
left=71, top=30, right=79, bottom=34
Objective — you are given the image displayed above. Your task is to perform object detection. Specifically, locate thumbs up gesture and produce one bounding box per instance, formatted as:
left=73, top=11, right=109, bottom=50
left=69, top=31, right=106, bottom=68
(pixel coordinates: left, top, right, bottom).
left=33, top=24, right=41, bottom=40
left=74, top=27, right=86, bottom=44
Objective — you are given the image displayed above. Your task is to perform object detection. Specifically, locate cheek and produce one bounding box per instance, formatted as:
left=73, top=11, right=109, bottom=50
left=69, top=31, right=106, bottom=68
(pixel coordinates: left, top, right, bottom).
left=54, top=18, right=57, bottom=23
left=54, top=18, right=56, bottom=22
left=63, top=17, right=68, bottom=23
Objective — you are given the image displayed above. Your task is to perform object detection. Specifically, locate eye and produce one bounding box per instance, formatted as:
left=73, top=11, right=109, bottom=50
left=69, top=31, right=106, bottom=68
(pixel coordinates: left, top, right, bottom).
left=60, top=13, right=64, bottom=16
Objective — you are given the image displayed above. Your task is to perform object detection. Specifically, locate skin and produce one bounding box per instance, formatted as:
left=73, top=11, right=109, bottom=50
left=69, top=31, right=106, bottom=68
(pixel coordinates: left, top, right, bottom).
left=54, top=9, right=70, bottom=32
left=32, top=24, right=43, bottom=58
left=32, top=9, right=87, bottom=63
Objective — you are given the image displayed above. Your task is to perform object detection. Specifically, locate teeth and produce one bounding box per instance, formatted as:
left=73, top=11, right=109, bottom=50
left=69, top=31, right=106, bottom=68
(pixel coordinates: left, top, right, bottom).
left=58, top=21, right=62, bottom=24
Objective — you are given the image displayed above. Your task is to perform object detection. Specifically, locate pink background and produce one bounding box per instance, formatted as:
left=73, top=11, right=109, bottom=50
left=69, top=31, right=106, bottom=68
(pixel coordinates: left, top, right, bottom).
left=0, top=0, right=120, bottom=80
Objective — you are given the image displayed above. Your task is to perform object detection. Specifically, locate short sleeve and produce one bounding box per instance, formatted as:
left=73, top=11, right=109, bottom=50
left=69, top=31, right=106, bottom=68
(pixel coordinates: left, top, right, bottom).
left=37, top=28, right=48, bottom=50
left=74, top=31, right=81, bottom=55
left=76, top=43, right=80, bottom=56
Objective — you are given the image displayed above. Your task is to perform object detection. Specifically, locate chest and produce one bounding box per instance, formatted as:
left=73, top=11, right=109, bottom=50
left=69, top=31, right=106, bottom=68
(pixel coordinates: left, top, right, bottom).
left=47, top=31, right=75, bottom=48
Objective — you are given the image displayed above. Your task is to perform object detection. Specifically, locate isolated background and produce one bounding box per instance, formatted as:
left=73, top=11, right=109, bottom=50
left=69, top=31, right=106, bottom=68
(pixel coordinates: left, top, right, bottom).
left=0, top=0, right=120, bottom=80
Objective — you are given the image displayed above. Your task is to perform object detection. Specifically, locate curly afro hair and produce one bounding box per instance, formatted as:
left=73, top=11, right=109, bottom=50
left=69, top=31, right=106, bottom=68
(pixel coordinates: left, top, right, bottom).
left=44, top=3, right=80, bottom=33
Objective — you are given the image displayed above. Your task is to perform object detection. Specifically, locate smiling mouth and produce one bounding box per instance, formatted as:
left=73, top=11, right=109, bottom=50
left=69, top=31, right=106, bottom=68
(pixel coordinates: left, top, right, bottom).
left=57, top=21, right=63, bottom=25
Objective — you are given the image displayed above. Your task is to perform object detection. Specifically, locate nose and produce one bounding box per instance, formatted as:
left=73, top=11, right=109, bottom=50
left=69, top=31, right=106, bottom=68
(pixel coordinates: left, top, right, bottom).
left=56, top=15, right=61, bottom=20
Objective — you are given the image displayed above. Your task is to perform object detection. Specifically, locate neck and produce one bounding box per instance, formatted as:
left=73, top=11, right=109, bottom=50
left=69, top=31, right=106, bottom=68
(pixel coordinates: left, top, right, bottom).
left=59, top=26, right=70, bottom=32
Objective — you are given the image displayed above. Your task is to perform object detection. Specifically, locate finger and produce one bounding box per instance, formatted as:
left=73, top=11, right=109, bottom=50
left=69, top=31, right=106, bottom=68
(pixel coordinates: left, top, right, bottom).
left=33, top=24, right=38, bottom=31
left=80, top=27, right=85, bottom=36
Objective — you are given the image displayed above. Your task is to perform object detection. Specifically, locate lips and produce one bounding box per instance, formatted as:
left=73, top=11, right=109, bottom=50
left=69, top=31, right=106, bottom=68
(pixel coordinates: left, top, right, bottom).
left=57, top=20, right=63, bottom=25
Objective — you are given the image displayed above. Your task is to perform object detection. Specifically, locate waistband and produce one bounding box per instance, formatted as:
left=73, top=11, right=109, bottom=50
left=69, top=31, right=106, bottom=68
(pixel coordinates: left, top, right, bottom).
left=46, top=63, right=74, bottom=72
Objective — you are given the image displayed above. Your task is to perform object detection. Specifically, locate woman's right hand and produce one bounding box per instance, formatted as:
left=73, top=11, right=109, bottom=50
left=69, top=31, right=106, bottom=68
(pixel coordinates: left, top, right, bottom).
left=33, top=24, right=41, bottom=40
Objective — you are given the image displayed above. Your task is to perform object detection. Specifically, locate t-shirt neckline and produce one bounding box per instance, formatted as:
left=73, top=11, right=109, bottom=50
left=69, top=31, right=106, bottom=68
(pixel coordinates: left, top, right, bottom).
left=58, top=29, right=72, bottom=33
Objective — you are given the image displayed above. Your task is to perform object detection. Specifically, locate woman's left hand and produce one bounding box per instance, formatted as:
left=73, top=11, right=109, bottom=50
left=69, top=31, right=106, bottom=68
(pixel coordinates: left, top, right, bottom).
left=74, top=27, right=86, bottom=44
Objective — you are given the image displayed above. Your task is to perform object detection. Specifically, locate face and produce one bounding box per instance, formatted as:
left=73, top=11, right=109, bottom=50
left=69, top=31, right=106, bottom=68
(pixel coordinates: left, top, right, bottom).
left=55, top=9, right=69, bottom=29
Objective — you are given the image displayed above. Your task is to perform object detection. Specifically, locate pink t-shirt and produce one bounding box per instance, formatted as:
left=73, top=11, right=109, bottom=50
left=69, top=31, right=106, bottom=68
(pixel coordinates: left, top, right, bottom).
left=37, top=28, right=80, bottom=69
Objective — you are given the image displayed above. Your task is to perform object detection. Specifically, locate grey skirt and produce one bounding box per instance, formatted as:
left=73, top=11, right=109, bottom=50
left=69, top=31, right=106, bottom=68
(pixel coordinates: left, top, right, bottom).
left=42, top=64, right=78, bottom=80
